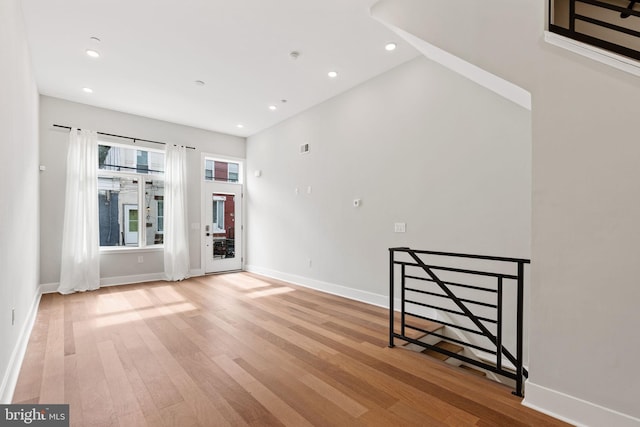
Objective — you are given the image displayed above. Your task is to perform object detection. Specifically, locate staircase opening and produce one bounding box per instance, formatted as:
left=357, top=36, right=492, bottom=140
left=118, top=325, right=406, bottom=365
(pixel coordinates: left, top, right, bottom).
left=388, top=247, right=530, bottom=396
left=550, top=0, right=640, bottom=61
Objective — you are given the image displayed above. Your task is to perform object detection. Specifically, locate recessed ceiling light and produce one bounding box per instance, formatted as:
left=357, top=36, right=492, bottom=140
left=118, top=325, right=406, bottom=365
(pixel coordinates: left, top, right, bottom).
left=327, top=71, right=338, bottom=78
left=90, top=36, right=101, bottom=43
left=82, top=87, right=93, bottom=93
left=385, top=42, right=397, bottom=51
left=236, top=124, right=244, bottom=129
left=86, top=49, right=100, bottom=58
left=195, top=80, right=205, bottom=86
left=269, top=105, right=277, bottom=111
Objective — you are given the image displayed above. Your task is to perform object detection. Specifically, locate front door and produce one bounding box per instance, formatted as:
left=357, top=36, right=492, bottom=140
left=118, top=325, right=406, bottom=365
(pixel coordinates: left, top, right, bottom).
left=123, top=204, right=139, bottom=246
left=203, top=181, right=242, bottom=273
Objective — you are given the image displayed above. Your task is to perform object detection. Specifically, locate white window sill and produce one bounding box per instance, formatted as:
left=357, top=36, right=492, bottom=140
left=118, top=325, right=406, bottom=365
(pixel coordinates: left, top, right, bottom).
left=544, top=31, right=640, bottom=78
left=100, top=246, right=164, bottom=254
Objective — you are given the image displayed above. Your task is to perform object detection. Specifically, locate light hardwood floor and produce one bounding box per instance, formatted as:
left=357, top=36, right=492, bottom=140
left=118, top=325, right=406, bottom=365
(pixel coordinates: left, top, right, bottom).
left=13, top=273, right=568, bottom=426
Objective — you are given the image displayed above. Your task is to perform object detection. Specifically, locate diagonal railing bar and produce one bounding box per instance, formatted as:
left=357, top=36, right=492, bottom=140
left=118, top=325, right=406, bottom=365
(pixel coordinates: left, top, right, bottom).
left=406, top=248, right=518, bottom=372
left=389, top=247, right=529, bottom=395
left=405, top=252, right=498, bottom=336
left=403, top=249, right=523, bottom=377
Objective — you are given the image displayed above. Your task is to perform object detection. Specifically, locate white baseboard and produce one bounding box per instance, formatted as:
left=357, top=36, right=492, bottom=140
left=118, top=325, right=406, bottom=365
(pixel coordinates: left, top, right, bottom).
left=39, top=282, right=59, bottom=294
left=189, top=268, right=204, bottom=278
left=523, top=381, right=640, bottom=427
left=41, top=272, right=171, bottom=294
left=99, top=272, right=166, bottom=287
left=0, top=287, right=42, bottom=404
left=245, top=264, right=397, bottom=309
left=41, top=270, right=206, bottom=295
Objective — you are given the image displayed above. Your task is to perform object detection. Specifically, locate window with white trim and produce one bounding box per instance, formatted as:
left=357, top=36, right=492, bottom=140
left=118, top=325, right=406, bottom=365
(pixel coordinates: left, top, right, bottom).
left=98, top=143, right=165, bottom=248
left=204, top=159, right=241, bottom=183
left=213, top=196, right=226, bottom=233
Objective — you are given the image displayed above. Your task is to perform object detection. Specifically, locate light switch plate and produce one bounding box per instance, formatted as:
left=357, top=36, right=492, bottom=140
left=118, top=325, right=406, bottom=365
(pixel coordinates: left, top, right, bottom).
left=394, top=222, right=406, bottom=233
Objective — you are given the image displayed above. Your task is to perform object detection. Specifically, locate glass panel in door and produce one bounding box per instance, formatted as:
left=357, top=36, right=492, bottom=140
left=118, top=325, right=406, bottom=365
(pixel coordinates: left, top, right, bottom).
left=212, top=193, right=235, bottom=260
left=203, top=181, right=242, bottom=273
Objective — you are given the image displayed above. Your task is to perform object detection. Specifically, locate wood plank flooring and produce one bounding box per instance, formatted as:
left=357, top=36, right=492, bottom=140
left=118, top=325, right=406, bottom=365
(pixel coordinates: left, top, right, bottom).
left=12, top=272, right=569, bottom=427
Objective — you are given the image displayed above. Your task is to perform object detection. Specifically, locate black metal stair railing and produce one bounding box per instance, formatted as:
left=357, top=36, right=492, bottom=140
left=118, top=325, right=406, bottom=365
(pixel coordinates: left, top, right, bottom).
left=388, top=247, right=530, bottom=397
left=549, top=0, right=640, bottom=61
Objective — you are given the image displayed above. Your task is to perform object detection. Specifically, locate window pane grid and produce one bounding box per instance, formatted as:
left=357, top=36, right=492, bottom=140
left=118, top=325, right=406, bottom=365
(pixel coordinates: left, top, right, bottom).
left=98, top=142, right=165, bottom=248
left=204, top=159, right=241, bottom=183
left=99, top=144, right=164, bottom=175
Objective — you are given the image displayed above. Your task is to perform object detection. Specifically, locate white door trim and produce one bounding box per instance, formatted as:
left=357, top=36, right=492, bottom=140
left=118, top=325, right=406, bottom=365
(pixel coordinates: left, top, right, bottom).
left=200, top=153, right=245, bottom=274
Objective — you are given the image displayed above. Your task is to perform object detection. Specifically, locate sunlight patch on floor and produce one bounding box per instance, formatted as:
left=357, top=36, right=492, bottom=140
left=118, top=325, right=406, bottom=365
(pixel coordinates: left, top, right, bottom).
left=246, top=286, right=295, bottom=299
left=95, top=302, right=197, bottom=328
left=147, top=285, right=187, bottom=304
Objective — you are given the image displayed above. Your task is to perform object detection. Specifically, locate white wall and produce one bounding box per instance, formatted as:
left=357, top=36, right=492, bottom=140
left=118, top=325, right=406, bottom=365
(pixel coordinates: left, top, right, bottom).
left=246, top=56, right=531, bottom=304
left=39, top=96, right=245, bottom=285
left=371, top=0, right=640, bottom=424
left=0, top=0, right=40, bottom=403
left=531, top=32, right=640, bottom=427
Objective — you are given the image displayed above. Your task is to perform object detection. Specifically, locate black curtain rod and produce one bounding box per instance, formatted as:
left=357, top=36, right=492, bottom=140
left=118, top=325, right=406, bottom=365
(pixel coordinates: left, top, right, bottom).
left=52, top=124, right=196, bottom=150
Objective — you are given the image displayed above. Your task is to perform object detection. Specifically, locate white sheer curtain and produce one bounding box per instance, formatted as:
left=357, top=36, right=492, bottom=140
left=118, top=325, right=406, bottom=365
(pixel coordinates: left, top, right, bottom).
left=164, top=144, right=190, bottom=281
left=58, top=129, right=100, bottom=294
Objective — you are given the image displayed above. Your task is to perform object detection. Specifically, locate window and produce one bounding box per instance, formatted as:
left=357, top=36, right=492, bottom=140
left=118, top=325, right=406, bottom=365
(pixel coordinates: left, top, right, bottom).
left=146, top=180, right=164, bottom=245
left=137, top=151, right=148, bottom=174
left=99, top=144, right=164, bottom=174
left=204, top=159, right=241, bottom=183
left=98, top=143, right=164, bottom=248
left=157, top=200, right=164, bottom=232
left=213, top=196, right=226, bottom=232
left=228, top=163, right=239, bottom=182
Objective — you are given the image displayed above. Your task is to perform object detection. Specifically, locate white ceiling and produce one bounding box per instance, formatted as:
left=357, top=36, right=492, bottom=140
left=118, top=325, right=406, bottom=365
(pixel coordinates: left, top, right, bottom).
left=20, top=0, right=418, bottom=137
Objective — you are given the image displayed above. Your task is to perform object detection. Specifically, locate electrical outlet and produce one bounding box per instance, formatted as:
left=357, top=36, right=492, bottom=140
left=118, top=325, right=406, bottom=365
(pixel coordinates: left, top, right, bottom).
left=138, top=256, right=144, bottom=263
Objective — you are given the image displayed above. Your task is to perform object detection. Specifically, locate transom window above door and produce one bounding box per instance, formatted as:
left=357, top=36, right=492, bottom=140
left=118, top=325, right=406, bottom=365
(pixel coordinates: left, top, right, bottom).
left=204, top=158, right=241, bottom=183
